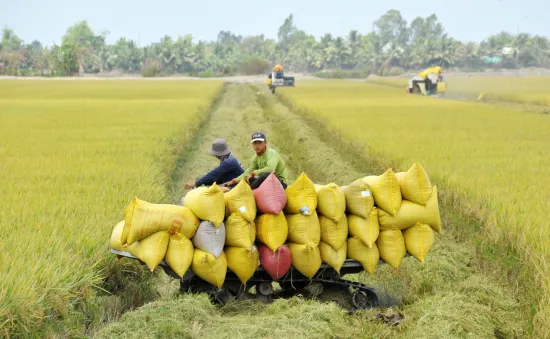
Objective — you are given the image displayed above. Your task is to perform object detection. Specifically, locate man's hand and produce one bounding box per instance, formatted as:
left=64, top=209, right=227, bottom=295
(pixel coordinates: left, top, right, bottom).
left=184, top=183, right=196, bottom=189
left=222, top=179, right=236, bottom=187
left=246, top=171, right=255, bottom=183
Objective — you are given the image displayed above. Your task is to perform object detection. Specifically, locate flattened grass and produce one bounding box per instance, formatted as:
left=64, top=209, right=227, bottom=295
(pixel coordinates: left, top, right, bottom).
left=0, top=80, right=223, bottom=336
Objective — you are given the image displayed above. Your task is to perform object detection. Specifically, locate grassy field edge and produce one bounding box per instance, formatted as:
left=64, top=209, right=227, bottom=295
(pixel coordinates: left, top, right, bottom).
left=274, top=91, right=544, bottom=337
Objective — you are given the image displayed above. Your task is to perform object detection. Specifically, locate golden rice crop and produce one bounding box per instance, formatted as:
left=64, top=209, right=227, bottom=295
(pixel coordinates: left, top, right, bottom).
left=280, top=80, right=550, bottom=334
left=0, top=80, right=223, bottom=335
left=367, top=76, right=550, bottom=105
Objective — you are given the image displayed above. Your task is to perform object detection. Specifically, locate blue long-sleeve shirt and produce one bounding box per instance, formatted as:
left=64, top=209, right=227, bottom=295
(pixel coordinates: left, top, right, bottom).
left=195, top=155, right=244, bottom=187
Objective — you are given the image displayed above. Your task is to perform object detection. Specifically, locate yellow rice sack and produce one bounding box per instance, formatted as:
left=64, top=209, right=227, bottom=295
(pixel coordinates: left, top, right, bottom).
left=122, top=197, right=200, bottom=245
left=395, top=163, right=432, bottom=205
left=314, top=183, right=346, bottom=222
left=377, top=228, right=406, bottom=269
left=378, top=186, right=441, bottom=233
left=319, top=215, right=348, bottom=250
left=192, top=249, right=227, bottom=288
left=284, top=173, right=317, bottom=215
left=127, top=231, right=170, bottom=271
left=255, top=212, right=288, bottom=252
left=224, top=179, right=257, bottom=223
left=319, top=241, right=347, bottom=273
left=184, top=183, right=225, bottom=227
left=347, top=208, right=379, bottom=248
left=364, top=169, right=402, bottom=216
left=341, top=178, right=374, bottom=218
left=288, top=243, right=321, bottom=279
left=403, top=223, right=435, bottom=263
left=225, top=212, right=256, bottom=249
left=347, top=237, right=379, bottom=274
left=286, top=210, right=321, bottom=246
left=225, top=245, right=260, bottom=285
left=164, top=233, right=194, bottom=278
left=110, top=220, right=125, bottom=251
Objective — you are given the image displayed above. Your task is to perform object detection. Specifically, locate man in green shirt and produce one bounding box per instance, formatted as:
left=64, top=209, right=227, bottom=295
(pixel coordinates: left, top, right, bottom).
left=223, top=131, right=289, bottom=190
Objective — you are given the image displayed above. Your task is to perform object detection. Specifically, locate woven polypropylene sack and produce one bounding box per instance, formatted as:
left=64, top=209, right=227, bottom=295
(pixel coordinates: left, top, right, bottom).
left=225, top=212, right=256, bottom=249
left=284, top=173, right=317, bottom=215
left=378, top=186, right=441, bottom=233
left=319, top=241, right=347, bottom=273
left=364, top=169, right=402, bottom=216
left=315, top=183, right=346, bottom=222
left=395, top=162, right=432, bottom=205
left=127, top=231, right=170, bottom=271
left=403, top=222, right=435, bottom=263
left=253, top=172, right=287, bottom=215
left=347, top=208, right=380, bottom=248
left=184, top=183, right=225, bottom=227
left=319, top=215, right=348, bottom=250
left=347, top=237, right=379, bottom=274
left=110, top=220, right=125, bottom=251
left=225, top=179, right=257, bottom=223
left=165, top=233, right=194, bottom=278
left=225, top=246, right=260, bottom=284
left=341, top=178, right=374, bottom=218
left=376, top=228, right=406, bottom=269
left=286, top=210, right=321, bottom=246
left=192, top=220, right=226, bottom=258
left=258, top=243, right=292, bottom=281
left=288, top=242, right=321, bottom=279
left=255, top=212, right=288, bottom=252
left=192, top=249, right=227, bottom=288
left=123, top=197, right=199, bottom=245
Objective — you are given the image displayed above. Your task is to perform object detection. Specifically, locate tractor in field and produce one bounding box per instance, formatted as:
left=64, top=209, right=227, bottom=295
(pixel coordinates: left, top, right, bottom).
left=408, top=66, right=446, bottom=98
left=265, top=64, right=295, bottom=94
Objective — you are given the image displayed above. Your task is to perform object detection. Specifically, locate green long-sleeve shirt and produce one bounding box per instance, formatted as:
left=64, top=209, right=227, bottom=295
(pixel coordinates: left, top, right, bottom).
left=235, top=148, right=289, bottom=184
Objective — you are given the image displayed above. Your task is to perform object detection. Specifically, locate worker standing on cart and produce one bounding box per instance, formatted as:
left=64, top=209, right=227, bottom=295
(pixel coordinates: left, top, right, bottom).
left=223, top=131, right=289, bottom=190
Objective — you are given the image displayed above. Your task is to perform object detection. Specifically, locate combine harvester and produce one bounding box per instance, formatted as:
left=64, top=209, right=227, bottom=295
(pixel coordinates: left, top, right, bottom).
left=110, top=164, right=441, bottom=313
left=407, top=66, right=447, bottom=98
left=265, top=64, right=295, bottom=94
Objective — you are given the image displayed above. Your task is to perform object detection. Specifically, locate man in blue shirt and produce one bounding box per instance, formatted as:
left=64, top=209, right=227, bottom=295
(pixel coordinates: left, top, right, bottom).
left=184, top=139, right=244, bottom=189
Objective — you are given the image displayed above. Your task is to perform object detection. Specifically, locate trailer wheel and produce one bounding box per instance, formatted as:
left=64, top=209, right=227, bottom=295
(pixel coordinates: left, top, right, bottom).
left=352, top=289, right=379, bottom=309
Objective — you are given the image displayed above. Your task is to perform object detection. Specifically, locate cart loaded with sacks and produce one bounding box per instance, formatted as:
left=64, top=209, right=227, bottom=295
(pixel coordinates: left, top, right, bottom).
left=110, top=163, right=442, bottom=312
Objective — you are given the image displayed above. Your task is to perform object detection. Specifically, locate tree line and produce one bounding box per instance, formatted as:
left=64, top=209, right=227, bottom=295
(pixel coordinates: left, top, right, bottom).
left=1, top=10, right=549, bottom=77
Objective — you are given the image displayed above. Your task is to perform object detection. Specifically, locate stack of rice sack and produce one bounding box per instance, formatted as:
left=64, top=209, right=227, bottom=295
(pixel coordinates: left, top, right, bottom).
left=370, top=163, right=441, bottom=270
left=110, top=197, right=200, bottom=280
left=341, top=178, right=380, bottom=275
left=223, top=180, right=259, bottom=285
left=252, top=173, right=291, bottom=281
left=314, top=183, right=348, bottom=274
left=183, top=183, right=227, bottom=288
left=284, top=173, right=321, bottom=279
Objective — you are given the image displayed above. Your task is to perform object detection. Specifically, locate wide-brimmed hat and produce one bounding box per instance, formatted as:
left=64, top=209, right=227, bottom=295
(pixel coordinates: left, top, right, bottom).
left=209, top=138, right=231, bottom=156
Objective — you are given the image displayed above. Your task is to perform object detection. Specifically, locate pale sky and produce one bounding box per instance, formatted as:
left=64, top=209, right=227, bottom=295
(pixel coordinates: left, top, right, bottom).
left=1, top=0, right=548, bottom=46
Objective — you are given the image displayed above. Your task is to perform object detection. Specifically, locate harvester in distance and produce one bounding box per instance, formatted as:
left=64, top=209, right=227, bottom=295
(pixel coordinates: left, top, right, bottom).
left=265, top=64, right=295, bottom=94
left=407, top=66, right=447, bottom=98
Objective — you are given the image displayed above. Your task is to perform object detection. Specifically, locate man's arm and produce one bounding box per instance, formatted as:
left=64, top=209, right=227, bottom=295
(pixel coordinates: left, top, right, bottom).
left=233, top=156, right=258, bottom=182
left=195, top=163, right=227, bottom=187
left=251, top=153, right=279, bottom=176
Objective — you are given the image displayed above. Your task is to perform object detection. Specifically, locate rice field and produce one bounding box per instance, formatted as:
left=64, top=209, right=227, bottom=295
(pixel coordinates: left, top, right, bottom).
left=279, top=80, right=550, bottom=335
left=0, top=80, right=224, bottom=336
left=367, top=76, right=550, bottom=106
left=1, top=78, right=548, bottom=338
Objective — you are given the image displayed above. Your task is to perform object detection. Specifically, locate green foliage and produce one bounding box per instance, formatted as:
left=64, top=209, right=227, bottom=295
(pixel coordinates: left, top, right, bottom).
left=1, top=12, right=550, bottom=76
left=239, top=56, right=270, bottom=75
left=141, top=59, right=160, bottom=77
